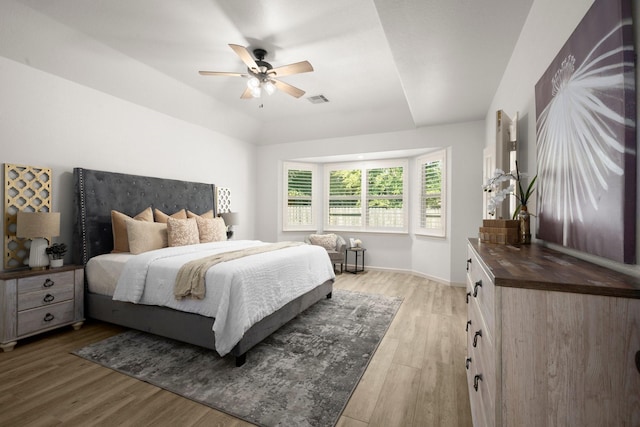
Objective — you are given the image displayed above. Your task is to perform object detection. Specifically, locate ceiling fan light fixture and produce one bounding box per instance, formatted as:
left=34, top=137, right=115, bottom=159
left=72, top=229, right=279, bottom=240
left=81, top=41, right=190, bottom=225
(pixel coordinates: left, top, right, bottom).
left=247, top=76, right=260, bottom=89
left=264, top=80, right=276, bottom=96
left=250, top=86, right=262, bottom=98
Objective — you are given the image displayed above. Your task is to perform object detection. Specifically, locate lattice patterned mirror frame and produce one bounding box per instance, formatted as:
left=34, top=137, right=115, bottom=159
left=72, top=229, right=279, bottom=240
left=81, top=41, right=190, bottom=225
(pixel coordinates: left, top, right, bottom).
left=4, top=164, right=52, bottom=270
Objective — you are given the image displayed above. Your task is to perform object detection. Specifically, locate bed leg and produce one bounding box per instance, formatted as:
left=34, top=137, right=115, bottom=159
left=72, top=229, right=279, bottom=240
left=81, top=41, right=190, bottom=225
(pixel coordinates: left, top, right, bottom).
left=235, top=353, right=247, bottom=367
left=326, top=292, right=332, bottom=299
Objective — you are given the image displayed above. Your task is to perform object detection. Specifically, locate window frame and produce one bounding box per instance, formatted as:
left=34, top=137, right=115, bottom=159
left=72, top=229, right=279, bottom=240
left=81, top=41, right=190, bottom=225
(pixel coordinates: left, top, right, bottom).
left=415, top=149, right=447, bottom=237
left=282, top=161, right=317, bottom=231
left=324, top=159, right=409, bottom=233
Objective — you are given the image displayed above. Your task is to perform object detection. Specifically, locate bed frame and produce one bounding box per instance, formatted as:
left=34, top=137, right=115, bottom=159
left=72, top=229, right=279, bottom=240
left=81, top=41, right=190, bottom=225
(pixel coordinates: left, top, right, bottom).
left=72, top=168, right=333, bottom=366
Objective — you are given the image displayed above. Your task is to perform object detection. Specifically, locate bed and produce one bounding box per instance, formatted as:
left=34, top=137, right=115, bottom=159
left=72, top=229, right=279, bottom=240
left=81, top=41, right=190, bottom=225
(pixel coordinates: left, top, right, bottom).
left=72, top=168, right=334, bottom=366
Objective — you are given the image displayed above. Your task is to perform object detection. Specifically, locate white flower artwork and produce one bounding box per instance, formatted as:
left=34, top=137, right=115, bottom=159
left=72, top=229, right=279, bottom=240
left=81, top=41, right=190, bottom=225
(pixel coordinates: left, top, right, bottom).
left=534, top=0, right=636, bottom=264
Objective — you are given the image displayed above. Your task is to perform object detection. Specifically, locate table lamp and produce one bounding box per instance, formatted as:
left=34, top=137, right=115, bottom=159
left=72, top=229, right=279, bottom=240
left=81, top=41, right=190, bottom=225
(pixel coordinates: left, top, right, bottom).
left=16, top=211, right=61, bottom=270
left=220, top=212, right=239, bottom=239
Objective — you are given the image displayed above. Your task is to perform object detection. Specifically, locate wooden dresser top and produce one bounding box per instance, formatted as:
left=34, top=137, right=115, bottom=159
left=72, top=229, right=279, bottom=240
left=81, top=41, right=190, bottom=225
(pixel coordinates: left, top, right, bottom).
left=468, top=238, right=640, bottom=299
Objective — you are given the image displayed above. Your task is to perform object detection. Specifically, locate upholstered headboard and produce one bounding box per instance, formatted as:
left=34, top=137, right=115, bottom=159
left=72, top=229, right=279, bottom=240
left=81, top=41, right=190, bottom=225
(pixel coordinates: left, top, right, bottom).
left=73, top=168, right=216, bottom=265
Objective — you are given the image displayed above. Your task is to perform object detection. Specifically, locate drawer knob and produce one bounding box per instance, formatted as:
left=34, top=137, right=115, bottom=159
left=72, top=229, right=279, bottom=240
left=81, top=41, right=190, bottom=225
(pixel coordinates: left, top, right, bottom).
left=43, top=313, right=55, bottom=322
left=466, top=258, right=472, bottom=271
left=474, top=374, right=483, bottom=391
left=466, top=357, right=472, bottom=370
left=466, top=292, right=471, bottom=304
left=43, top=294, right=55, bottom=303
left=473, top=280, right=482, bottom=297
left=466, top=320, right=472, bottom=332
left=473, top=330, right=482, bottom=347
left=43, top=278, right=55, bottom=288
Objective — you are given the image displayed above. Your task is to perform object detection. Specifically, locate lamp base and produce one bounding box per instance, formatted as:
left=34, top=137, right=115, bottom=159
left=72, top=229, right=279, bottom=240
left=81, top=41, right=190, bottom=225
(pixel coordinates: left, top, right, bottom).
left=28, top=237, right=50, bottom=270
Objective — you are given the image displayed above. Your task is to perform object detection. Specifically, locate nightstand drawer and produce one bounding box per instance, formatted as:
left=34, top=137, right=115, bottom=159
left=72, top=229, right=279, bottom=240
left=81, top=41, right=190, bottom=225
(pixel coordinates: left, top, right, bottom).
left=18, top=271, right=74, bottom=294
left=17, top=301, right=74, bottom=337
left=18, top=285, right=74, bottom=311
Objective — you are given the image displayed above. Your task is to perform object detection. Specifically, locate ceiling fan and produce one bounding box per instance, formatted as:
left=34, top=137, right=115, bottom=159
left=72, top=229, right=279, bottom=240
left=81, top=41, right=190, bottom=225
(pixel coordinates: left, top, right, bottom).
left=199, top=44, right=314, bottom=99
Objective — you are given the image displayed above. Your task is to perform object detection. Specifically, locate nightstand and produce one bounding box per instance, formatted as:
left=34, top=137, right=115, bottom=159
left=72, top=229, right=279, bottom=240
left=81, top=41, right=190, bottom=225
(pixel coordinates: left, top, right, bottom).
left=0, top=265, right=84, bottom=352
left=345, top=247, right=366, bottom=274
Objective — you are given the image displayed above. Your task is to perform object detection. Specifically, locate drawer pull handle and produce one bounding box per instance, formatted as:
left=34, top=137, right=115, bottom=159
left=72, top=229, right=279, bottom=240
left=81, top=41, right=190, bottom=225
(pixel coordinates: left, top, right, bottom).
left=473, top=330, right=482, bottom=347
left=43, top=294, right=55, bottom=303
left=466, top=292, right=471, bottom=304
left=43, top=278, right=55, bottom=288
left=466, top=258, right=472, bottom=271
left=473, top=280, right=482, bottom=297
left=43, top=313, right=55, bottom=322
left=466, top=320, right=472, bottom=332
left=466, top=357, right=472, bottom=370
left=474, top=374, right=483, bottom=391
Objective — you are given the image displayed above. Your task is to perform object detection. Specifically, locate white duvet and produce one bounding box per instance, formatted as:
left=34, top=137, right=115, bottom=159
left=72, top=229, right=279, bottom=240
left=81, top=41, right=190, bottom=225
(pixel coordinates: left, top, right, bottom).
left=112, top=240, right=335, bottom=356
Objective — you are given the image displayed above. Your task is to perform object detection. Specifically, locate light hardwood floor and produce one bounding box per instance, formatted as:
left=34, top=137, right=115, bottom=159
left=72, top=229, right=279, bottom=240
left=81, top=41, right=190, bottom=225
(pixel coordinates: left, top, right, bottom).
left=0, top=270, right=472, bottom=426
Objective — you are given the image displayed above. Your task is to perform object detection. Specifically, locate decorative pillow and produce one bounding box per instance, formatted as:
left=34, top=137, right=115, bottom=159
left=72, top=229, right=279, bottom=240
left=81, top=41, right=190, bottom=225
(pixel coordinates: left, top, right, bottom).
left=167, top=217, right=199, bottom=247
left=111, top=207, right=153, bottom=253
left=186, top=210, right=214, bottom=219
left=196, top=216, right=227, bottom=243
left=309, top=233, right=338, bottom=251
left=126, top=220, right=168, bottom=254
left=154, top=208, right=187, bottom=223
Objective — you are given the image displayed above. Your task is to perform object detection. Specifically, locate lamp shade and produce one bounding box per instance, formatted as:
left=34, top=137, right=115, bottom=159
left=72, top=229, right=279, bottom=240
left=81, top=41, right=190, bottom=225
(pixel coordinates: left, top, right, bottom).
left=16, top=212, right=60, bottom=238
left=220, top=212, right=239, bottom=226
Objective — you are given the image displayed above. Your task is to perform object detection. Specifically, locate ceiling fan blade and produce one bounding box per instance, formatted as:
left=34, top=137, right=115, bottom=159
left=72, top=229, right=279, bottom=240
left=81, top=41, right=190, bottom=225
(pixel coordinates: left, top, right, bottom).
left=229, top=44, right=259, bottom=71
left=269, top=61, right=314, bottom=78
left=240, top=87, right=254, bottom=99
left=272, top=79, right=306, bottom=98
left=199, top=71, right=248, bottom=77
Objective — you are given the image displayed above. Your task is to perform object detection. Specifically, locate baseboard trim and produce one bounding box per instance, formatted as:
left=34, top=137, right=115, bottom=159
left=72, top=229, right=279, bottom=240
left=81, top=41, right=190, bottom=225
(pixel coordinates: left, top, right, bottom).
left=342, top=264, right=465, bottom=288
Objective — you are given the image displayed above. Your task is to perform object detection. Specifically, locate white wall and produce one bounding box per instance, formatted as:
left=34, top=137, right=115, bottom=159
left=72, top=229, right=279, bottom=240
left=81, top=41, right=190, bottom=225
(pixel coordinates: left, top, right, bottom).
left=487, top=0, right=640, bottom=276
left=256, top=121, right=484, bottom=285
left=0, top=56, right=256, bottom=266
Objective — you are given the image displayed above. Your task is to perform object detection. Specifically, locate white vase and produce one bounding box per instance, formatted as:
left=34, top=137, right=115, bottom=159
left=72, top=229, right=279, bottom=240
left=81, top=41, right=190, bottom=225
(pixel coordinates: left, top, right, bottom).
left=49, top=259, right=63, bottom=268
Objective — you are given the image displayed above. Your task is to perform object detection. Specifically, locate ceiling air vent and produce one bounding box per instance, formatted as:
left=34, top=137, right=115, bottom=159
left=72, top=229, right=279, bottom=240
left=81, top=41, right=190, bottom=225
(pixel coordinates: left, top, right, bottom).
left=307, top=95, right=329, bottom=104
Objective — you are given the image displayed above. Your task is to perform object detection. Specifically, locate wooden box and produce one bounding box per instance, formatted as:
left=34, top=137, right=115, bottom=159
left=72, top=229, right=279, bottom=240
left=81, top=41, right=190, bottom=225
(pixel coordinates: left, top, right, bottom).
left=479, top=220, right=520, bottom=245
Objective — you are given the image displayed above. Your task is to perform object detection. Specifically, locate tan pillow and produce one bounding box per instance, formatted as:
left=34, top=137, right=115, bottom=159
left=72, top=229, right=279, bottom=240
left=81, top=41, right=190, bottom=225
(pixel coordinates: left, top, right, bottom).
left=111, top=207, right=153, bottom=253
left=186, top=210, right=214, bottom=219
left=126, top=220, right=168, bottom=254
left=196, top=216, right=227, bottom=243
left=309, top=233, right=338, bottom=251
left=154, top=208, right=187, bottom=223
left=167, top=217, right=199, bottom=247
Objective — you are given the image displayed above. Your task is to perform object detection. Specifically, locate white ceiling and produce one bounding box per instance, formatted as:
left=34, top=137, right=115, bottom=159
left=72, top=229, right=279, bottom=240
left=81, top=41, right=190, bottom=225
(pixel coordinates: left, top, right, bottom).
left=16, top=0, right=533, bottom=145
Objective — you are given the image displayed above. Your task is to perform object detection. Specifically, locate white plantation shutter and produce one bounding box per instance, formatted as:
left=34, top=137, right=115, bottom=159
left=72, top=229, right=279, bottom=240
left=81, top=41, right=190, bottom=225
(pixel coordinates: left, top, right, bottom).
left=283, top=162, right=316, bottom=230
left=325, top=160, right=407, bottom=232
left=366, top=167, right=405, bottom=229
left=417, top=150, right=446, bottom=236
left=328, top=169, right=362, bottom=227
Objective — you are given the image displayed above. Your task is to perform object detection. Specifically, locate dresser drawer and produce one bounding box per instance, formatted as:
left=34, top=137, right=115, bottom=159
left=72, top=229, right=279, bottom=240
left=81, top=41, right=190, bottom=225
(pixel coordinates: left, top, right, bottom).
left=18, top=284, right=74, bottom=311
left=467, top=246, right=495, bottom=334
left=17, top=301, right=75, bottom=337
left=18, top=271, right=74, bottom=294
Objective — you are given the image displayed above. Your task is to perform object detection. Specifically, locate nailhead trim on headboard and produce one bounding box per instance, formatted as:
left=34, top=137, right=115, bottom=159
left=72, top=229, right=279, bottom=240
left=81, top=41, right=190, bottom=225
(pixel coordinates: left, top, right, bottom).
left=72, top=168, right=216, bottom=266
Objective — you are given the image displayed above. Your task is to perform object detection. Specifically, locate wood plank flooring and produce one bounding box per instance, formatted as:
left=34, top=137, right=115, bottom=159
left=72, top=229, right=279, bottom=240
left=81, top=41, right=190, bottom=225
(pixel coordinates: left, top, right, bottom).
left=0, top=270, right=472, bottom=426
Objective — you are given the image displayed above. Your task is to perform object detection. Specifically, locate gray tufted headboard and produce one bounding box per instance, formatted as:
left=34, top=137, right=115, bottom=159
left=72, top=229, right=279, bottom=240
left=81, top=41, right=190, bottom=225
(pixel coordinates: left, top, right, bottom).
left=73, top=168, right=216, bottom=265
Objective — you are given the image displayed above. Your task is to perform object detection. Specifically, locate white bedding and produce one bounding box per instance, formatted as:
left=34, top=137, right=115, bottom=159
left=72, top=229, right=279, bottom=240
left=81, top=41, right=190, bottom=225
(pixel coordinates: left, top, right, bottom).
left=102, top=240, right=334, bottom=356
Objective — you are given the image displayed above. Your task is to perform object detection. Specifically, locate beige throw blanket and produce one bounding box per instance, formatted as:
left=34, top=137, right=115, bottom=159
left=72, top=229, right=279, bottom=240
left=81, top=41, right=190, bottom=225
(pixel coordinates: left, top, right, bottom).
left=174, top=241, right=304, bottom=299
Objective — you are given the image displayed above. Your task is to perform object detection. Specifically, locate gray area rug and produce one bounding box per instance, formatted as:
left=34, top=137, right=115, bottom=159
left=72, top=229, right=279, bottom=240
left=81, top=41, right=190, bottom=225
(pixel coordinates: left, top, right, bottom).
left=73, top=289, right=402, bottom=427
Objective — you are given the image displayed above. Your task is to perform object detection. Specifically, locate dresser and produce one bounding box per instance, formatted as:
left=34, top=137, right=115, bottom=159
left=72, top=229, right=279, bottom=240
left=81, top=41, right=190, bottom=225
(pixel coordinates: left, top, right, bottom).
left=465, top=238, right=640, bottom=426
left=0, top=265, right=84, bottom=351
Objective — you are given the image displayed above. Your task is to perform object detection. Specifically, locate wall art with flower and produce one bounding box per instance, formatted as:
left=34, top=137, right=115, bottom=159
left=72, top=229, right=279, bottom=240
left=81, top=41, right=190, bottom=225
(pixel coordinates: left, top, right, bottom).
left=534, top=0, right=636, bottom=264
